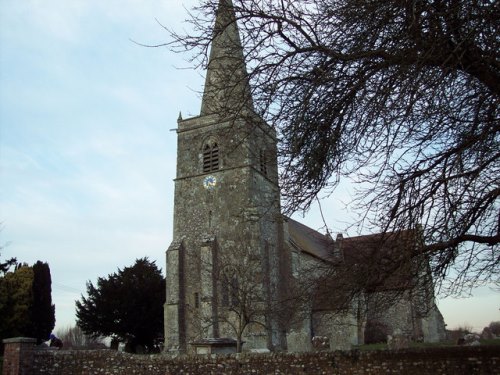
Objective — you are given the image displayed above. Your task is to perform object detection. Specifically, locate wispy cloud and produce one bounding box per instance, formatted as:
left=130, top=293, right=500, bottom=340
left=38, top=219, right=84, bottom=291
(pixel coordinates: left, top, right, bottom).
left=2, top=0, right=497, bottom=333
left=0, top=0, right=193, bottom=329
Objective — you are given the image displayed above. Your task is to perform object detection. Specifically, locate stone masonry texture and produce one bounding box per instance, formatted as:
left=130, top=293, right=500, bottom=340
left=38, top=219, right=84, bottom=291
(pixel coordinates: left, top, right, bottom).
left=5, top=345, right=498, bottom=375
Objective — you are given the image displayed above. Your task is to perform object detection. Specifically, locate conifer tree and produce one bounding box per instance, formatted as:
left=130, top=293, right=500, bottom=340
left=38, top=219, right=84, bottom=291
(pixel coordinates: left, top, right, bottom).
left=76, top=258, right=165, bottom=353
left=28, top=261, right=56, bottom=344
left=0, top=265, right=34, bottom=339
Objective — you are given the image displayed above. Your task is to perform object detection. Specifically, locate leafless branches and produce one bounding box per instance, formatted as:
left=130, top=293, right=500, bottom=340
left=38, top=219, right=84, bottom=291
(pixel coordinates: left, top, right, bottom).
left=191, top=243, right=302, bottom=352
left=169, top=0, right=499, bottom=295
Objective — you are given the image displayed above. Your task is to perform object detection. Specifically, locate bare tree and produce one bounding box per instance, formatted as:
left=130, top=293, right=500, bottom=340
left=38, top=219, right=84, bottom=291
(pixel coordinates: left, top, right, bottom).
left=0, top=225, right=16, bottom=276
left=191, top=244, right=301, bottom=353
left=216, top=250, right=266, bottom=353
left=167, top=0, right=499, bottom=295
left=0, top=253, right=16, bottom=276
left=56, top=325, right=105, bottom=349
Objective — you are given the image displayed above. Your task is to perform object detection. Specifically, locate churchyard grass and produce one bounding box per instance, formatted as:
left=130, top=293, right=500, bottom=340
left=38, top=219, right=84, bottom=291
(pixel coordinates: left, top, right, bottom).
left=480, top=338, right=500, bottom=346
left=355, top=338, right=499, bottom=351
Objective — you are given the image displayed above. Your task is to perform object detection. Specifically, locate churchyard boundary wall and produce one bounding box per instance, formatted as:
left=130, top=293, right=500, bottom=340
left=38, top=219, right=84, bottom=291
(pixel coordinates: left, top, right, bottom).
left=3, top=337, right=499, bottom=375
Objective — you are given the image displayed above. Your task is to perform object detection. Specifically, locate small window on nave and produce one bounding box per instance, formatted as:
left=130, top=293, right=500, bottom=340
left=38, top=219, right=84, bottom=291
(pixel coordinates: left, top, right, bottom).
left=203, top=142, right=219, bottom=172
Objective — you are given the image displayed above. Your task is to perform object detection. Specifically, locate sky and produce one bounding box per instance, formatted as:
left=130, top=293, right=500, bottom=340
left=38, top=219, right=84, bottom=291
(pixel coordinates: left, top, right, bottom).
left=0, top=0, right=498, bottom=335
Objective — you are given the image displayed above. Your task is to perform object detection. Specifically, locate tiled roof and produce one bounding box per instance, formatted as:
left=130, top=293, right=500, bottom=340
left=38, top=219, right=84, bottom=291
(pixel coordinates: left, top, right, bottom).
left=286, top=217, right=420, bottom=304
left=286, top=217, right=334, bottom=261
left=341, top=230, right=417, bottom=264
left=287, top=216, right=416, bottom=264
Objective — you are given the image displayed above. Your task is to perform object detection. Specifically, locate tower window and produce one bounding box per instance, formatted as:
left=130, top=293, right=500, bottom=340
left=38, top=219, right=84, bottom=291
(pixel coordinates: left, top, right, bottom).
left=203, top=142, right=219, bottom=172
left=221, top=281, right=229, bottom=307
left=230, top=276, right=239, bottom=307
left=259, top=149, right=268, bottom=176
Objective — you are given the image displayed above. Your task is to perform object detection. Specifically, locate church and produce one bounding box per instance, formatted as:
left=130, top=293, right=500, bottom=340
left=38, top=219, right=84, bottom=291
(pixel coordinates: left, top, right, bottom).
left=164, top=0, right=446, bottom=354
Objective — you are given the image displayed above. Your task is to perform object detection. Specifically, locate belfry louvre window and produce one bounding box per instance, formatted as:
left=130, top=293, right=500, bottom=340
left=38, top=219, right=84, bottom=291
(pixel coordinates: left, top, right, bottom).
left=203, top=142, right=219, bottom=172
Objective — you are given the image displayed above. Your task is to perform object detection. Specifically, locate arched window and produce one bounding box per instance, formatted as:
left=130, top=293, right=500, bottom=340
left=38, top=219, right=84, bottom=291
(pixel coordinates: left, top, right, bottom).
left=203, top=141, right=219, bottom=172
left=221, top=272, right=239, bottom=307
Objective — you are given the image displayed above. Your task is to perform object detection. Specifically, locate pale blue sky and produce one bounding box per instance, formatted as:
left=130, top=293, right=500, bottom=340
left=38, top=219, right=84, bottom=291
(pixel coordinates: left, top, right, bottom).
left=0, top=0, right=498, bottom=334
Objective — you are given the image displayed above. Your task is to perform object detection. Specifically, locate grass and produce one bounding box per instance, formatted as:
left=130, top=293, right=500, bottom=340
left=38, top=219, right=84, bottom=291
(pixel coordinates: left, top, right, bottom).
left=353, top=343, right=387, bottom=351
left=353, top=338, right=500, bottom=351
left=480, top=338, right=500, bottom=346
left=408, top=341, right=455, bottom=348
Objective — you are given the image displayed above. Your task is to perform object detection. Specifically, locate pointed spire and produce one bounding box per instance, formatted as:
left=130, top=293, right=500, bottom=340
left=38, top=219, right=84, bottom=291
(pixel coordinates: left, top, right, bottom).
left=200, top=0, right=254, bottom=116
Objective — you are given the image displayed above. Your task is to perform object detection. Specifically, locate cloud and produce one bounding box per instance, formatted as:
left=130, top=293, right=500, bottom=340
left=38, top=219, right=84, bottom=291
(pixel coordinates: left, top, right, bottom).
left=1, top=0, right=196, bottom=45
left=4, top=0, right=496, bottom=335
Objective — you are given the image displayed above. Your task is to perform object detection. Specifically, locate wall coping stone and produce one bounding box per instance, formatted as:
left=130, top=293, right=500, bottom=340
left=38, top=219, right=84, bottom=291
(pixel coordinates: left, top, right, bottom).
left=2, top=338, right=37, bottom=344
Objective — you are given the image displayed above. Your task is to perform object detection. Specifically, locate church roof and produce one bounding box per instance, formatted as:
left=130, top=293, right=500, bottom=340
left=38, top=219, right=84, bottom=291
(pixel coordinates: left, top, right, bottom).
left=287, top=217, right=334, bottom=261
left=287, top=216, right=418, bottom=264
left=341, top=230, right=419, bottom=265
left=286, top=217, right=421, bottom=301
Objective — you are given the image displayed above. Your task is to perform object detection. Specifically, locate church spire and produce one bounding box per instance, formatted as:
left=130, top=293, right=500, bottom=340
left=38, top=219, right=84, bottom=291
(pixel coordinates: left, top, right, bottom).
left=200, top=0, right=254, bottom=116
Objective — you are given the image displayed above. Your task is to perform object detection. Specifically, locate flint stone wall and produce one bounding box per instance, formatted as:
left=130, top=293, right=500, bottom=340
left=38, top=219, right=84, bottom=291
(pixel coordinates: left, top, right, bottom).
left=25, top=346, right=500, bottom=375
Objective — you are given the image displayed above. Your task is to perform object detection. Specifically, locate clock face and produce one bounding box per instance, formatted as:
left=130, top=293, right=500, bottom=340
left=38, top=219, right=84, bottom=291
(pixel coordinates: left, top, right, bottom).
left=203, top=175, right=217, bottom=190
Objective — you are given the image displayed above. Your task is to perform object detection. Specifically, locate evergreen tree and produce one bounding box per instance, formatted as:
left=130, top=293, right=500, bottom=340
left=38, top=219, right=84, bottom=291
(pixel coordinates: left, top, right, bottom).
left=1, top=261, right=55, bottom=345
left=0, top=265, right=34, bottom=340
left=76, top=258, right=165, bottom=353
left=28, top=261, right=55, bottom=344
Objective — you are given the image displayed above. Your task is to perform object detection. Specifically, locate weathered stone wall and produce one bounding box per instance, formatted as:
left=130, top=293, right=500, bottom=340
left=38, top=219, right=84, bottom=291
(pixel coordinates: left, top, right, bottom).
left=287, top=249, right=361, bottom=352
left=312, top=311, right=358, bottom=351
left=166, top=108, right=286, bottom=353
left=366, top=291, right=415, bottom=338
left=420, top=305, right=447, bottom=342
left=365, top=290, right=446, bottom=344
left=24, top=346, right=500, bottom=375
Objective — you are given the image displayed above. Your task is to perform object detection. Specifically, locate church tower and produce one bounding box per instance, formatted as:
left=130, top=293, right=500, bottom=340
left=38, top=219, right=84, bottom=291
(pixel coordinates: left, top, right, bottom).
left=164, top=0, right=287, bottom=353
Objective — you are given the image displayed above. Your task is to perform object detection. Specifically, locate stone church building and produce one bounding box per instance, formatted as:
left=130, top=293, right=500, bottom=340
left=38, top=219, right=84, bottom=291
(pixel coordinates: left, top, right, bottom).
left=164, top=0, right=446, bottom=354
